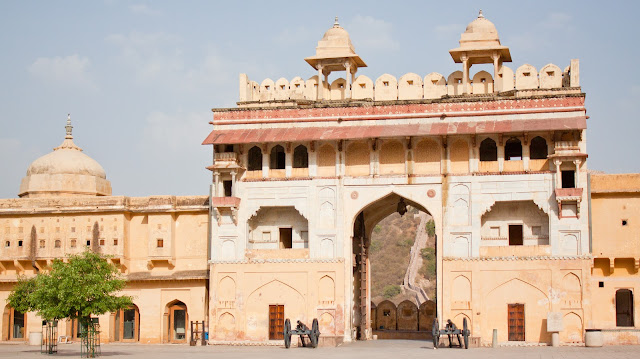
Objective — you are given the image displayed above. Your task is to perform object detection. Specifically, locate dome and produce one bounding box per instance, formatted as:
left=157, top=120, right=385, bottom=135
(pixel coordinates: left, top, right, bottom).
left=19, top=115, right=112, bottom=198
left=464, top=11, right=499, bottom=39
left=27, top=148, right=106, bottom=179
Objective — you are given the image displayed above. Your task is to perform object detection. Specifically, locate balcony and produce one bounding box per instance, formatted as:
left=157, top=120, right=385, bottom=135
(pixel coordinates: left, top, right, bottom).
left=555, top=188, right=583, bottom=201
left=207, top=152, right=242, bottom=170
left=550, top=141, right=587, bottom=159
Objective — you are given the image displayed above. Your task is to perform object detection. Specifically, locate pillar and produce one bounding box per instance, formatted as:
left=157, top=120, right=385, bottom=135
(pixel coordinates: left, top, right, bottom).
left=574, top=159, right=581, bottom=188
left=317, top=64, right=324, bottom=100
left=345, top=62, right=352, bottom=99
left=554, top=159, right=562, bottom=188
left=213, top=172, right=220, bottom=197
left=461, top=54, right=470, bottom=94
left=230, top=171, right=237, bottom=197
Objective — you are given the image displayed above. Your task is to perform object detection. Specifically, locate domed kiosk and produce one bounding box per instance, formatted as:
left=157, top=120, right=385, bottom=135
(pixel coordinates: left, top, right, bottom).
left=18, top=115, right=112, bottom=198
left=449, top=10, right=512, bottom=94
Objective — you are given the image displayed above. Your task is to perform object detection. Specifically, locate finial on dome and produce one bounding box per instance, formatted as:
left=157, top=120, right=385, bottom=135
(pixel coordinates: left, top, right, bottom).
left=334, top=16, right=339, bottom=28
left=478, top=9, right=484, bottom=19
left=65, top=113, right=73, bottom=139
left=54, top=113, right=82, bottom=152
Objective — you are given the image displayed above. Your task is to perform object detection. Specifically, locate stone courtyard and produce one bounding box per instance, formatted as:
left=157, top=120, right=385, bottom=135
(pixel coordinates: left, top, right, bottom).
left=1, top=340, right=639, bottom=359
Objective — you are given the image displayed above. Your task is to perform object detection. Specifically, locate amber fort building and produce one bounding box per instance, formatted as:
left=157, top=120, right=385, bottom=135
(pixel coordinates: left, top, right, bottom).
left=0, top=12, right=638, bottom=346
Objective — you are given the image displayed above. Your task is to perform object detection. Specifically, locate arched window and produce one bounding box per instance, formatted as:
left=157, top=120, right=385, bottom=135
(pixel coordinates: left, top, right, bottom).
left=247, top=146, right=262, bottom=171
left=293, top=145, right=308, bottom=168
left=479, top=138, right=497, bottom=161
left=270, top=145, right=285, bottom=169
left=530, top=136, right=548, bottom=159
left=504, top=138, right=522, bottom=161
left=616, top=289, right=634, bottom=327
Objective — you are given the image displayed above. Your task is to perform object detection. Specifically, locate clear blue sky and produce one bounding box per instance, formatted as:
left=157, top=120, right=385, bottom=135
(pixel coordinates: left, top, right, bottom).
left=0, top=1, right=638, bottom=198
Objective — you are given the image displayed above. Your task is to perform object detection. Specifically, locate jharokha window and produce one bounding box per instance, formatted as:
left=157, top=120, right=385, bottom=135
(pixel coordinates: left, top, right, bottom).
left=293, top=145, right=309, bottom=168
left=529, top=136, right=548, bottom=159
left=270, top=145, right=285, bottom=169
left=479, top=138, right=497, bottom=161
left=247, top=146, right=262, bottom=171
left=504, top=138, right=522, bottom=161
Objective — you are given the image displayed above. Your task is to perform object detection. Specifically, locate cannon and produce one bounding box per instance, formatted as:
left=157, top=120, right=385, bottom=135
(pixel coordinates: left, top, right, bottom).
left=432, top=318, right=470, bottom=349
left=283, top=318, right=320, bottom=348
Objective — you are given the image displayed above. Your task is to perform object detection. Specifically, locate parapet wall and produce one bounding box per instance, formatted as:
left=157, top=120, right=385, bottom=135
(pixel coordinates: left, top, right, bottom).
left=239, top=60, right=579, bottom=105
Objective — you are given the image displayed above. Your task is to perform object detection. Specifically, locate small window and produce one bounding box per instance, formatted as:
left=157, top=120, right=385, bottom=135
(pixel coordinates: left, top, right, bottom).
left=457, top=79, right=462, bottom=84
left=54, top=240, right=61, bottom=248
left=599, top=282, right=604, bottom=288
left=86, top=240, right=91, bottom=247
left=293, top=145, right=308, bottom=169
left=70, top=239, right=76, bottom=248
left=561, top=170, right=576, bottom=189
left=314, top=84, right=318, bottom=88
left=432, top=80, right=438, bottom=85
left=407, top=80, right=413, bottom=85
left=505, top=138, right=522, bottom=161
left=523, top=72, right=531, bottom=77
left=18, top=240, right=23, bottom=247
left=223, top=181, right=233, bottom=197
left=295, top=84, right=300, bottom=88
left=4, top=241, right=9, bottom=248
left=280, top=85, right=285, bottom=90
left=383, top=310, right=391, bottom=317
left=113, top=239, right=118, bottom=246
left=339, top=84, right=344, bottom=89
left=270, top=145, right=286, bottom=170
left=248, top=146, right=263, bottom=171
left=359, top=83, right=366, bottom=89
left=481, top=78, right=486, bottom=83
left=157, top=239, right=164, bottom=248
left=265, top=85, right=270, bottom=91
left=99, top=239, right=105, bottom=246
left=622, top=219, right=628, bottom=226
left=39, top=240, right=46, bottom=248
left=383, top=81, right=389, bottom=87
left=480, top=138, right=498, bottom=161
left=547, top=71, right=554, bottom=76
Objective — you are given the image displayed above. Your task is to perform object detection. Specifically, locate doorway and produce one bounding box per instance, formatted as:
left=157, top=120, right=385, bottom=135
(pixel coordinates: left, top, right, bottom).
left=279, top=228, right=292, bottom=249
left=616, top=289, right=634, bottom=327
left=7, top=308, right=26, bottom=341
left=114, top=305, right=140, bottom=342
left=508, top=303, right=525, bottom=341
left=508, top=225, right=523, bottom=246
left=168, top=302, right=187, bottom=343
left=268, top=305, right=284, bottom=340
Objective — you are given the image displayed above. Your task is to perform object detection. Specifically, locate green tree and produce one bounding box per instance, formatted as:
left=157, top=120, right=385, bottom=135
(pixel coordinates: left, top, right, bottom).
left=425, top=219, right=436, bottom=238
left=7, top=251, right=132, bottom=323
left=382, top=284, right=402, bottom=299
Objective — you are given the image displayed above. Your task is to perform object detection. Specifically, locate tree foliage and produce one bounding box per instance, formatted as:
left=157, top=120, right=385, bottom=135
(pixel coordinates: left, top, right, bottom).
left=382, top=284, right=402, bottom=299
left=425, top=219, right=436, bottom=238
left=7, top=251, right=132, bottom=321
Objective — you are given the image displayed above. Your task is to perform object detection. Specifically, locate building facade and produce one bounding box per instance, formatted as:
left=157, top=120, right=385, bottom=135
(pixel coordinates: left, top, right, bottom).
left=0, top=12, right=637, bottom=346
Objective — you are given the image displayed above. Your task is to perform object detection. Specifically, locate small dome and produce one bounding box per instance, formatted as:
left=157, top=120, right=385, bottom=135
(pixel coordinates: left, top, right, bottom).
left=19, top=115, right=111, bottom=198
left=464, top=10, right=499, bottom=39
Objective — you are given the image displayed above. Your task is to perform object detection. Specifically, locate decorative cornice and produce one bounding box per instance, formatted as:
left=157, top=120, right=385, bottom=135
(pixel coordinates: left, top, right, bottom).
left=444, top=255, right=592, bottom=261
left=210, top=258, right=345, bottom=264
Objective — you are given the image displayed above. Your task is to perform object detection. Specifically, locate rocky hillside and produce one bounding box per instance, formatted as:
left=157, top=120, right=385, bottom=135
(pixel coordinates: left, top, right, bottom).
left=370, top=206, right=436, bottom=303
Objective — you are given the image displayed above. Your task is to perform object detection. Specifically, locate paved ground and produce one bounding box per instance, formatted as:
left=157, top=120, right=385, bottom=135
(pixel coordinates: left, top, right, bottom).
left=1, top=340, right=639, bottom=359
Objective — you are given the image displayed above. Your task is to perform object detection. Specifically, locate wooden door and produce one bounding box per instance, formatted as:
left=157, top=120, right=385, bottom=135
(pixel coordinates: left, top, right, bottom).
left=508, top=303, right=525, bottom=341
left=269, top=305, right=284, bottom=340
left=169, top=304, right=188, bottom=343
left=508, top=225, right=523, bottom=245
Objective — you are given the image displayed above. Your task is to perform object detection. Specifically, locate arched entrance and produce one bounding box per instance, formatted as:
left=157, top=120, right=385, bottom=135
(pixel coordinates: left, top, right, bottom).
left=351, top=192, right=436, bottom=340
left=165, top=301, right=188, bottom=343
left=2, top=306, right=26, bottom=341
left=114, top=305, right=140, bottom=342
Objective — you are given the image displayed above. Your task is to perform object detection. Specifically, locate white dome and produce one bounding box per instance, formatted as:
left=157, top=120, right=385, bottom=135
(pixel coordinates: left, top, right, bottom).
left=18, top=116, right=111, bottom=198
left=27, top=148, right=106, bottom=178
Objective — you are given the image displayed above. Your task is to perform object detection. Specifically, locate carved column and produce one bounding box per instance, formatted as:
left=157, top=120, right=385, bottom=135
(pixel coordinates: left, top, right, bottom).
left=230, top=171, right=237, bottom=197
left=317, top=64, right=324, bottom=100
left=461, top=53, right=470, bottom=94
left=213, top=172, right=220, bottom=197
left=345, top=62, right=352, bottom=99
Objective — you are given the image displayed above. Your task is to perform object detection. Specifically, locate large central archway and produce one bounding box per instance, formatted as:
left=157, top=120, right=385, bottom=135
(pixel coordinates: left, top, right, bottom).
left=350, top=192, right=437, bottom=340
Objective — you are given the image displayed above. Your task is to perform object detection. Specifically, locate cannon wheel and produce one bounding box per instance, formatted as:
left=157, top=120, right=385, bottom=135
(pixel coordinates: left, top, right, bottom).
left=284, top=319, right=292, bottom=349
left=431, top=318, right=439, bottom=348
left=310, top=318, right=320, bottom=348
left=462, top=318, right=469, bottom=349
